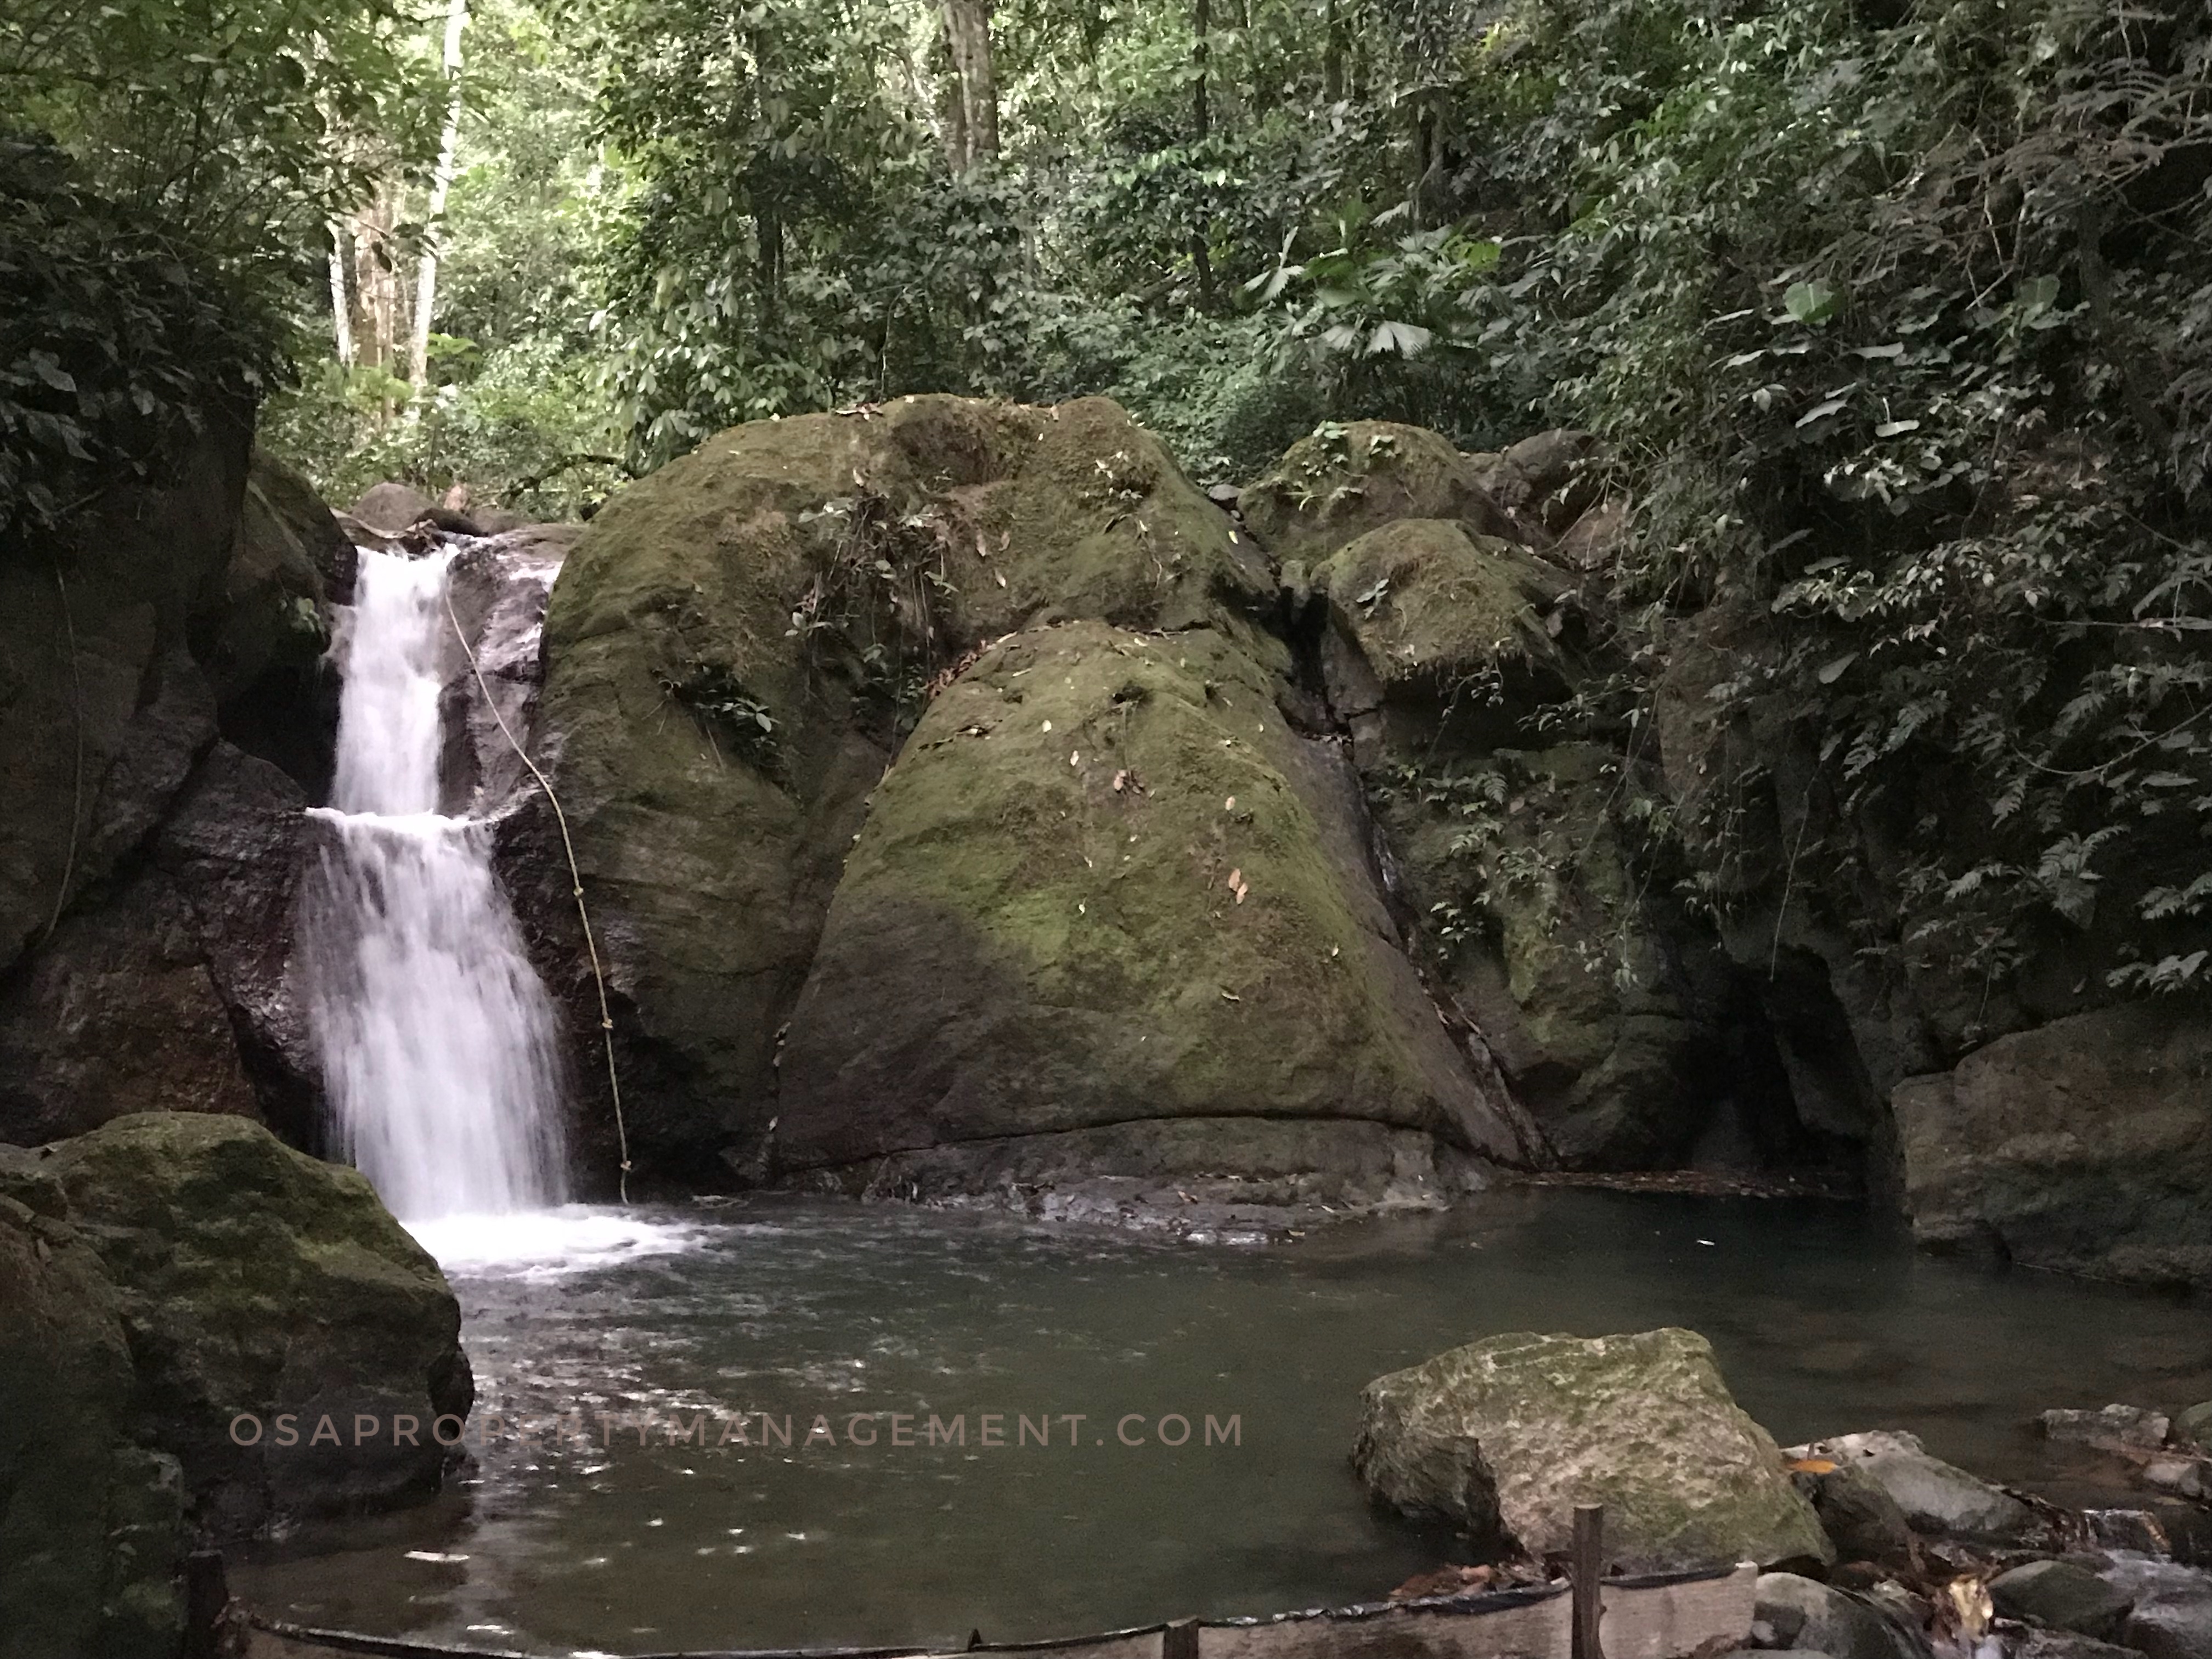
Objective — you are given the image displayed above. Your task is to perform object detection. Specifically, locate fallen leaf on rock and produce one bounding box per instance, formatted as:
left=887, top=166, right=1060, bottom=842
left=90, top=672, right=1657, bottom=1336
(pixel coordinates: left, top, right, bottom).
left=1220, top=989, right=1241, bottom=1002
left=1112, top=770, right=1128, bottom=792
left=1787, top=1458, right=1838, bottom=1474
left=1227, top=868, right=1249, bottom=904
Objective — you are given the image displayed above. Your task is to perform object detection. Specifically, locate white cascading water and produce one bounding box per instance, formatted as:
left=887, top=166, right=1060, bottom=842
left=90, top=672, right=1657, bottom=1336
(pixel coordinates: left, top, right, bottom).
left=301, top=547, right=568, bottom=1222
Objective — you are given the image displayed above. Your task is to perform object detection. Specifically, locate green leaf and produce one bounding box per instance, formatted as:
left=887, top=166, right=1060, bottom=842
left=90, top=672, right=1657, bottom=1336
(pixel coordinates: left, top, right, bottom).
left=1784, top=280, right=1842, bottom=326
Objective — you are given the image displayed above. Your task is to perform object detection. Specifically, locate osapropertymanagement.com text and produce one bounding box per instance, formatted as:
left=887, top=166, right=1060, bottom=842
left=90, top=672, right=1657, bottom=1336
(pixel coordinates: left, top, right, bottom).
left=228, top=1407, right=1243, bottom=1453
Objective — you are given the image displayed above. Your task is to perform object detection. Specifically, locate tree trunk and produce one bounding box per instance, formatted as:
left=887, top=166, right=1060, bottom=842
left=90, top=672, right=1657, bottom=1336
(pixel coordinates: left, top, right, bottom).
left=1324, top=0, right=1345, bottom=103
left=328, top=219, right=355, bottom=367
left=409, top=0, right=470, bottom=391
left=939, top=0, right=997, bottom=170
left=1190, top=0, right=1213, bottom=311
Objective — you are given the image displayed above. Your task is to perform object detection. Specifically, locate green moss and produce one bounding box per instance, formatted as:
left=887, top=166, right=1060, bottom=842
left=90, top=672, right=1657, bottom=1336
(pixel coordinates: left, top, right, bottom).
left=1242, top=420, right=1512, bottom=561
left=777, top=619, right=1520, bottom=1171
left=1317, top=518, right=1565, bottom=693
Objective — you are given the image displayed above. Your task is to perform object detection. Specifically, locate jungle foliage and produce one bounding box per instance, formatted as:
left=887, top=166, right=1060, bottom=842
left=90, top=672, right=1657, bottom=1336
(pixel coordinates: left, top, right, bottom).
left=6, top=0, right=2207, bottom=1012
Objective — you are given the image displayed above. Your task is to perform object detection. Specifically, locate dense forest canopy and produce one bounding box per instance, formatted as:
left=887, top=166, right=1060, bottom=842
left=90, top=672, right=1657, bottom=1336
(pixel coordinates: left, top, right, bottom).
left=5, top=0, right=2209, bottom=1009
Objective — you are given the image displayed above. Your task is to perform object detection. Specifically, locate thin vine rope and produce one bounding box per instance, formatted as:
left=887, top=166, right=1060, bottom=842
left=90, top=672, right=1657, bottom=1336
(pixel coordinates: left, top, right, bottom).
left=444, top=584, right=633, bottom=1204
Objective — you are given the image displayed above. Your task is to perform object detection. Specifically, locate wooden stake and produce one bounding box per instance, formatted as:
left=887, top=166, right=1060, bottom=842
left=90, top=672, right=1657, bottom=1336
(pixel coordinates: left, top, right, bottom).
left=1164, top=1615, right=1201, bottom=1659
left=1572, top=1504, right=1606, bottom=1659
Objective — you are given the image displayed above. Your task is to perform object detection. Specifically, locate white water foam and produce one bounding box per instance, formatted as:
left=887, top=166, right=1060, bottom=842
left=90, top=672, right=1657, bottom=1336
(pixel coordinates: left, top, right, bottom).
left=300, top=547, right=568, bottom=1222
left=404, top=1206, right=705, bottom=1280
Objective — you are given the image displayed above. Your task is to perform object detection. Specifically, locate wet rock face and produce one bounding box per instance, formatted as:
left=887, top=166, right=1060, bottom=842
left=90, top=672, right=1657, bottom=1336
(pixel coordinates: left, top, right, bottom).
left=0, top=434, right=342, bottom=1156
left=0, top=1113, right=471, bottom=1537
left=1352, top=1328, right=1832, bottom=1571
left=774, top=619, right=1532, bottom=1198
left=0, top=1194, right=186, bottom=1659
left=1752, top=1572, right=1923, bottom=1659
left=1892, top=1004, right=2212, bottom=1289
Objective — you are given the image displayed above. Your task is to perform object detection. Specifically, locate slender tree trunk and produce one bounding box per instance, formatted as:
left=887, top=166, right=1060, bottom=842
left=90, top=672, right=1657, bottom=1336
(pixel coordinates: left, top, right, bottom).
left=1324, top=0, right=1345, bottom=103
left=409, top=0, right=470, bottom=391
left=1190, top=0, right=1214, bottom=311
left=353, top=187, right=402, bottom=380
left=328, top=219, right=356, bottom=367
left=939, top=0, right=997, bottom=170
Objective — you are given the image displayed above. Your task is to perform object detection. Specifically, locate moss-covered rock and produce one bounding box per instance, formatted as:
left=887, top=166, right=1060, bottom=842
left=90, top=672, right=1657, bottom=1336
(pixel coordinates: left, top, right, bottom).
left=1240, top=420, right=1519, bottom=563
left=1, top=1112, right=471, bottom=1533
left=1313, top=518, right=1573, bottom=770
left=531, top=396, right=1274, bottom=1177
left=1352, top=1328, right=1832, bottom=1571
left=0, top=1195, right=185, bottom=1659
left=1374, top=746, right=1712, bottom=1167
left=774, top=619, right=1534, bottom=1196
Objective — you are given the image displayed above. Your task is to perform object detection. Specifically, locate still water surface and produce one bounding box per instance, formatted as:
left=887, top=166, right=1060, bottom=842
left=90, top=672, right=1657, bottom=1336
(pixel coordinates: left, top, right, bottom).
left=234, top=1190, right=2212, bottom=1656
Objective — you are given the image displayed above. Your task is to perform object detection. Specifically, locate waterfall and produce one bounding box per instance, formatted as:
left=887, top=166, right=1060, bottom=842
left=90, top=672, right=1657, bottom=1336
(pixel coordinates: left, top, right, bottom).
left=301, top=547, right=567, bottom=1221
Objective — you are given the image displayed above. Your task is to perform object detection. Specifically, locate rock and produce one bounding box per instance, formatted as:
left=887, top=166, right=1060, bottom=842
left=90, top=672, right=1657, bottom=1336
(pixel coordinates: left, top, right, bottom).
left=2178, top=1403, right=2212, bottom=1452
left=154, top=744, right=324, bottom=1147
left=1798, top=1460, right=1918, bottom=1571
left=2124, top=1592, right=2212, bottom=1659
left=1, top=1113, right=472, bottom=1533
left=1352, top=1328, right=1831, bottom=1571
left=1371, top=740, right=1719, bottom=1168
left=531, top=396, right=1280, bottom=1178
left=1240, top=420, right=1521, bottom=561
left=0, top=1195, right=185, bottom=1659
left=1, top=417, right=250, bottom=971
left=1892, top=1005, right=2212, bottom=1289
left=1751, top=1572, right=1922, bottom=1659
left=2018, top=1635, right=2151, bottom=1659
left=1792, top=1430, right=2039, bottom=1544
left=349, top=481, right=482, bottom=538
left=775, top=620, right=1533, bottom=1200
left=1313, top=518, right=1571, bottom=770
left=1991, top=1561, right=2134, bottom=1640
left=2142, top=1458, right=2210, bottom=1502
left=0, top=867, right=259, bottom=1145
left=202, top=449, right=344, bottom=702
left=2044, top=1407, right=2174, bottom=1455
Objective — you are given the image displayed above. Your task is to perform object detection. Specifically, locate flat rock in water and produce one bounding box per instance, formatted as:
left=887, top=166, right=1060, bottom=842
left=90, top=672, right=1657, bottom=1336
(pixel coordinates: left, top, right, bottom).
left=2044, top=1406, right=2174, bottom=1455
left=1791, top=1430, right=2040, bottom=1545
left=1352, top=1328, right=1832, bottom=1571
left=1752, top=1571, right=1925, bottom=1659
left=1993, top=1560, right=2134, bottom=1640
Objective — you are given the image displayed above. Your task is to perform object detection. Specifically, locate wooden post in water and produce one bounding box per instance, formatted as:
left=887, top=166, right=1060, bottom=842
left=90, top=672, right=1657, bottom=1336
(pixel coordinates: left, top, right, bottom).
left=1163, top=1615, right=1201, bottom=1659
left=182, top=1550, right=229, bottom=1659
left=1572, top=1504, right=1606, bottom=1659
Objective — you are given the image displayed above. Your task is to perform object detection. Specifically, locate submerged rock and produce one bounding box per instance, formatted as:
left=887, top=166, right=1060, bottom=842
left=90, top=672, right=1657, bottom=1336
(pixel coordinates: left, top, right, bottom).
left=0, top=1113, right=471, bottom=1535
left=2043, top=1407, right=2175, bottom=1455
left=1352, top=1328, right=1831, bottom=1571
left=1791, top=1430, right=2039, bottom=1545
left=1892, top=1004, right=2212, bottom=1289
left=775, top=620, right=1533, bottom=1203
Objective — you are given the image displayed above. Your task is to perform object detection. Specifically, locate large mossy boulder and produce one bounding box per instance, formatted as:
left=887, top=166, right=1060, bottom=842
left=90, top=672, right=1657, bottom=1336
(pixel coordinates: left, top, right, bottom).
left=0, top=1113, right=471, bottom=1534
left=0, top=1196, right=185, bottom=1659
left=774, top=618, right=1537, bottom=1199
left=1892, top=1003, right=2212, bottom=1288
left=1352, top=1328, right=1832, bottom=1571
left=1240, top=420, right=1520, bottom=563
left=530, top=395, right=1277, bottom=1178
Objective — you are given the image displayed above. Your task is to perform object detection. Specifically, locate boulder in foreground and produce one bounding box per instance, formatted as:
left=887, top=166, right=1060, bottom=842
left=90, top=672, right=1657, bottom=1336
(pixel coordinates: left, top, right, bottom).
left=1352, top=1328, right=1831, bottom=1571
